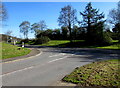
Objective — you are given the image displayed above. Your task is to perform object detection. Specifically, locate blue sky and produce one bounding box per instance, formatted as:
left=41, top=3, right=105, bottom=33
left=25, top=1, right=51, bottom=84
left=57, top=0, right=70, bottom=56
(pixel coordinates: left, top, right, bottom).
left=2, top=2, right=118, bottom=38
left=2, top=0, right=120, bottom=2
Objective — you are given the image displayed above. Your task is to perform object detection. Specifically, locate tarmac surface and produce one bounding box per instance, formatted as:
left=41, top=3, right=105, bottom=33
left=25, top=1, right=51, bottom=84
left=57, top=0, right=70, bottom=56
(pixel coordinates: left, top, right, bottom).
left=1, top=46, right=120, bottom=86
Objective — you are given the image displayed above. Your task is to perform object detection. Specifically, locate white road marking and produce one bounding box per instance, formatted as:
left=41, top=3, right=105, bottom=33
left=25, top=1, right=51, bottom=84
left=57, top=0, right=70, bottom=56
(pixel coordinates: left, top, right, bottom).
left=1, top=66, right=34, bottom=77
left=48, top=56, right=68, bottom=63
left=0, top=56, right=68, bottom=77
left=96, top=58, right=103, bottom=60
left=49, top=53, right=66, bottom=57
left=110, top=54, right=118, bottom=56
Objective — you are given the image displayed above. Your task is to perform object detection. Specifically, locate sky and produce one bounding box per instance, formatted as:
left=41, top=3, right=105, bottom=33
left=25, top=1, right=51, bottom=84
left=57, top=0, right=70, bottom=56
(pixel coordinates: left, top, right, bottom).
left=2, top=2, right=118, bottom=39
left=2, top=0, right=120, bottom=2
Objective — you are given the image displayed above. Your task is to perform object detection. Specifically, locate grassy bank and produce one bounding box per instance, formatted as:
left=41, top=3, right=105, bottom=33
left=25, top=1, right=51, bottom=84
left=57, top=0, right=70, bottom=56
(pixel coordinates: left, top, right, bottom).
left=63, top=59, right=120, bottom=87
left=1, top=42, right=31, bottom=59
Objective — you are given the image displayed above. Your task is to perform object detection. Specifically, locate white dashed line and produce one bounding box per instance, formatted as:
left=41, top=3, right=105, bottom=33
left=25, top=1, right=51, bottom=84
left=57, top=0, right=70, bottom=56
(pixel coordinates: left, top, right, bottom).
left=0, top=55, right=68, bottom=77
left=49, top=53, right=66, bottom=57
left=48, top=56, right=68, bottom=63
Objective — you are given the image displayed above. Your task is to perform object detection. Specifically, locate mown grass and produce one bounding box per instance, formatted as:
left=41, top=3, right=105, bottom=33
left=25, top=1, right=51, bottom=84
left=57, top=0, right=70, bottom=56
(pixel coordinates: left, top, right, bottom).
left=39, top=40, right=120, bottom=49
left=97, top=40, right=120, bottom=49
left=40, top=40, right=70, bottom=46
left=1, top=42, right=31, bottom=59
left=96, top=43, right=120, bottom=49
left=63, top=59, right=120, bottom=87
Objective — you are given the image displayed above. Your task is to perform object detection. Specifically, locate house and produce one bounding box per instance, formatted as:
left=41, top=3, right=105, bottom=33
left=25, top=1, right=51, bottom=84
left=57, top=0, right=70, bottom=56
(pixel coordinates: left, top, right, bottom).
left=0, top=34, right=22, bottom=44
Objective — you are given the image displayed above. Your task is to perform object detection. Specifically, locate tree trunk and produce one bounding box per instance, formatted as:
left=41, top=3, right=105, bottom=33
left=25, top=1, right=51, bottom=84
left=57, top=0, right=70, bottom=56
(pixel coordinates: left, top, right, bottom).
left=87, top=17, right=91, bottom=43
left=68, top=23, right=72, bottom=43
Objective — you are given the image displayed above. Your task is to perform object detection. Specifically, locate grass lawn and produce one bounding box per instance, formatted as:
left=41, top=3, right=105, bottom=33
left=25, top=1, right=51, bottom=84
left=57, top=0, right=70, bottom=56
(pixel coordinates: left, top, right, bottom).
left=39, top=40, right=120, bottom=49
left=96, top=43, right=120, bottom=49
left=63, top=59, right=120, bottom=87
left=97, top=40, right=120, bottom=49
left=40, top=40, right=70, bottom=46
left=1, top=42, right=31, bottom=59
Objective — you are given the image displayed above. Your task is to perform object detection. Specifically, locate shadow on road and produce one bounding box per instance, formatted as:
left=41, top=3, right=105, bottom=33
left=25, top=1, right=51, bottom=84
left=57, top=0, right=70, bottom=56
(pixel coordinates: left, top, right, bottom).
left=25, top=45, right=120, bottom=62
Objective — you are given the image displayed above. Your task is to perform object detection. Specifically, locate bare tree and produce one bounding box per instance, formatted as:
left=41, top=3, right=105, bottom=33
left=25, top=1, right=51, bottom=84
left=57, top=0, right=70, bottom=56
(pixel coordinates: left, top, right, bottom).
left=31, top=20, right=47, bottom=37
left=58, top=5, right=77, bottom=42
left=19, top=21, right=30, bottom=39
left=38, top=20, right=47, bottom=31
left=108, top=1, right=120, bottom=24
left=108, top=1, right=120, bottom=41
left=5, top=30, right=12, bottom=43
left=5, top=30, right=12, bottom=36
left=0, top=2, right=7, bottom=21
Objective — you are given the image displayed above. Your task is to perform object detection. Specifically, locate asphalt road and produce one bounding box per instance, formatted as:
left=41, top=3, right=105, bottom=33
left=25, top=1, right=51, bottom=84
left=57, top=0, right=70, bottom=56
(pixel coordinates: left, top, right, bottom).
left=1, top=47, right=120, bottom=86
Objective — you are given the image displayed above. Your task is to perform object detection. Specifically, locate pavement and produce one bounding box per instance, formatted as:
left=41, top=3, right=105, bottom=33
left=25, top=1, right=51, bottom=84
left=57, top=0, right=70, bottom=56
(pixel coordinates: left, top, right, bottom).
left=1, top=46, right=120, bottom=86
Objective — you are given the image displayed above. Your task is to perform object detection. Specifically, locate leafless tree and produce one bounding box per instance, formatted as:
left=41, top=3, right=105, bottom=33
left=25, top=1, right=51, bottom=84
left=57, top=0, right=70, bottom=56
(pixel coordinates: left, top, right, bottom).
left=108, top=1, right=120, bottom=41
left=108, top=1, right=120, bottom=25
left=38, top=20, right=47, bottom=31
left=58, top=5, right=77, bottom=42
left=5, top=30, right=12, bottom=36
left=31, top=20, right=47, bottom=37
left=19, top=21, right=30, bottom=39
left=5, top=30, right=12, bottom=43
left=0, top=2, right=7, bottom=21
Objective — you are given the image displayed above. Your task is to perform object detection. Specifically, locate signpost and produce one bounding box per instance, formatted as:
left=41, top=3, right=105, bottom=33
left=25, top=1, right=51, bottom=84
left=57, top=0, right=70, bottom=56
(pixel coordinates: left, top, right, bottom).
left=22, top=42, right=24, bottom=47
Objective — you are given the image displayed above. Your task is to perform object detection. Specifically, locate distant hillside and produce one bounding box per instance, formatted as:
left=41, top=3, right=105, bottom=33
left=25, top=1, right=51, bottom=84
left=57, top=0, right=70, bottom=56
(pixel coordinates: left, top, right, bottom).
left=0, top=34, right=22, bottom=42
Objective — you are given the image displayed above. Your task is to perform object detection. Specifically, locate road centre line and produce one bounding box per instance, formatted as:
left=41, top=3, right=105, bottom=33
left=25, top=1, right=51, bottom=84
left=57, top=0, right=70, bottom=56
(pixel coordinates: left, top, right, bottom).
left=1, top=66, right=34, bottom=77
left=0, top=56, right=68, bottom=77
left=47, top=56, right=68, bottom=63
left=49, top=53, right=66, bottom=57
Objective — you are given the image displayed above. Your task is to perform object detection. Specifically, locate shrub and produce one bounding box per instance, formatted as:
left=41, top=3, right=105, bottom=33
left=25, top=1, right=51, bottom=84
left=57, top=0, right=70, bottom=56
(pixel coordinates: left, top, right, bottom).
left=86, top=32, right=113, bottom=46
left=34, top=36, right=50, bottom=44
left=101, top=32, right=113, bottom=45
left=20, top=39, right=29, bottom=44
left=27, top=39, right=36, bottom=45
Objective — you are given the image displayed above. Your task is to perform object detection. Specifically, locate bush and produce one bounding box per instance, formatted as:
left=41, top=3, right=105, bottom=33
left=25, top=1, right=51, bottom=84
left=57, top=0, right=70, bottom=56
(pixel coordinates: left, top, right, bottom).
left=34, top=36, right=50, bottom=44
left=20, top=39, right=29, bottom=44
left=27, top=39, right=36, bottom=45
left=86, top=32, right=113, bottom=46
left=101, top=32, right=113, bottom=45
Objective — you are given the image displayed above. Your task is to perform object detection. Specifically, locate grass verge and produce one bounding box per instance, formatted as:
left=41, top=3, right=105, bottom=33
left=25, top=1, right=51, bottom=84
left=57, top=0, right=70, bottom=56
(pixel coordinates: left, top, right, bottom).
left=1, top=42, right=31, bottom=59
left=62, top=59, right=120, bottom=87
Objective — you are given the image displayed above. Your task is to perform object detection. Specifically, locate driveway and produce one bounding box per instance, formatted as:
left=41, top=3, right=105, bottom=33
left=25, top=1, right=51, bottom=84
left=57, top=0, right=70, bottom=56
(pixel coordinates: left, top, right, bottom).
left=1, top=47, right=120, bottom=86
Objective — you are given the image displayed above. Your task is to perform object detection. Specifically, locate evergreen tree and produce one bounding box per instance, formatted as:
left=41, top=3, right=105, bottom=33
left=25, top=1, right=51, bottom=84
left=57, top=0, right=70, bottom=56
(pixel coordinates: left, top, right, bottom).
left=80, top=2, right=105, bottom=43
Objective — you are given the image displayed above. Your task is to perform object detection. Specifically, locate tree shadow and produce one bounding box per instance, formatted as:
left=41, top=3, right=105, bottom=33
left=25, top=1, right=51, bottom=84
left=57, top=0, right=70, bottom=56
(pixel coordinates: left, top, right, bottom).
left=24, top=41, right=120, bottom=62
left=42, top=47, right=120, bottom=62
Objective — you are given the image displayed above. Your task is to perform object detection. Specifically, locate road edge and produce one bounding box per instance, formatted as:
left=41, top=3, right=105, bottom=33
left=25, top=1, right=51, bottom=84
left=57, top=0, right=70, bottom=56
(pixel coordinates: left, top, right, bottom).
left=1, top=48, right=42, bottom=63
